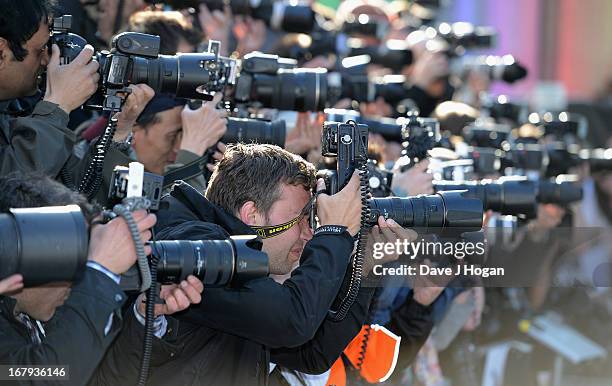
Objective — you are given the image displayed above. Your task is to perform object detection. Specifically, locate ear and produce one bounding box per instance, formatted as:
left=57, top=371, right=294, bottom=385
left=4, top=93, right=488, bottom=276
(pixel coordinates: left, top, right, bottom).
left=238, top=201, right=266, bottom=226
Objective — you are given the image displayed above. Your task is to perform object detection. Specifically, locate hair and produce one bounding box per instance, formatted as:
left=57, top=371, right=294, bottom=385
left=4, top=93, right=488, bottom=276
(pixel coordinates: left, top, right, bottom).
left=0, top=172, right=97, bottom=223
left=128, top=10, right=202, bottom=55
left=135, top=113, right=162, bottom=131
left=432, top=101, right=479, bottom=136
left=205, top=144, right=317, bottom=218
left=0, top=0, right=55, bottom=61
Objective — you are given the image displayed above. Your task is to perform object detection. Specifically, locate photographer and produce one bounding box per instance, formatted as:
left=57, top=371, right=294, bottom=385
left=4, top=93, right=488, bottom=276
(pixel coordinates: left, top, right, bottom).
left=0, top=172, right=155, bottom=384
left=96, top=143, right=368, bottom=385
left=0, top=0, right=100, bottom=177
left=107, top=91, right=227, bottom=193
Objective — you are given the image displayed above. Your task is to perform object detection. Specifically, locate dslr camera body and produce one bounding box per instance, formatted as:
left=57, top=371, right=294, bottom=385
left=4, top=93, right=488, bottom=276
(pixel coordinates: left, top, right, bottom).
left=51, top=15, right=236, bottom=112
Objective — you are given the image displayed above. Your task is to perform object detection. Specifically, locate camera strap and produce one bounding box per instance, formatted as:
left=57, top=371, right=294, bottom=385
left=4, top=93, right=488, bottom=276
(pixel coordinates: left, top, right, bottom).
left=251, top=195, right=316, bottom=239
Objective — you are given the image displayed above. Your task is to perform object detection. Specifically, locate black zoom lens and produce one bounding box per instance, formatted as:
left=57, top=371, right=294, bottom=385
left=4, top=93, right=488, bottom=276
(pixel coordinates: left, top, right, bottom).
left=250, top=69, right=327, bottom=111
left=224, top=118, right=286, bottom=147
left=151, top=236, right=268, bottom=287
left=130, top=53, right=219, bottom=100
left=0, top=205, right=88, bottom=286
left=368, top=191, right=483, bottom=232
left=434, top=177, right=538, bottom=218
left=537, top=180, right=583, bottom=205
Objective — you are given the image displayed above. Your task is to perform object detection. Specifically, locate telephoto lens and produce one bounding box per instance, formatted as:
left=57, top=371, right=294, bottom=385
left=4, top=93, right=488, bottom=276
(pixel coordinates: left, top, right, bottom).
left=223, top=118, right=286, bottom=147
left=0, top=205, right=89, bottom=286
left=244, top=68, right=328, bottom=111
left=150, top=235, right=269, bottom=287
left=146, top=0, right=315, bottom=33
left=433, top=177, right=538, bottom=218
left=367, top=190, right=484, bottom=233
left=536, top=176, right=583, bottom=205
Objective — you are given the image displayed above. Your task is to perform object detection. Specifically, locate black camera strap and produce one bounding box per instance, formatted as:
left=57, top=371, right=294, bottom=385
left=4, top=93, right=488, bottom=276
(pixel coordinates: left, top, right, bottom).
left=162, top=158, right=207, bottom=190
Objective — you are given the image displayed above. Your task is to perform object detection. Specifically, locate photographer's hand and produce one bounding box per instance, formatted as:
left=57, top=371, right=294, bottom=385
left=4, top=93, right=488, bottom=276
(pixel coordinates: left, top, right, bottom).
left=43, top=44, right=100, bottom=114
left=363, top=217, right=418, bottom=277
left=527, top=203, right=565, bottom=242
left=180, top=93, right=227, bottom=156
left=206, top=141, right=227, bottom=172
left=0, top=274, right=23, bottom=295
left=411, top=260, right=453, bottom=306
left=392, top=159, right=433, bottom=195
left=198, top=4, right=232, bottom=55
left=137, top=275, right=204, bottom=317
left=114, top=84, right=155, bottom=137
left=88, top=210, right=157, bottom=275
left=285, top=112, right=323, bottom=155
left=316, top=172, right=362, bottom=236
left=234, top=16, right=266, bottom=57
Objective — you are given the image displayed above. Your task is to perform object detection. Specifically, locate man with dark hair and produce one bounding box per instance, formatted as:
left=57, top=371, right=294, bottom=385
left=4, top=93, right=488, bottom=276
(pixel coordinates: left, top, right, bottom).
left=0, top=171, right=206, bottom=385
left=0, top=171, right=156, bottom=383
left=0, top=0, right=101, bottom=177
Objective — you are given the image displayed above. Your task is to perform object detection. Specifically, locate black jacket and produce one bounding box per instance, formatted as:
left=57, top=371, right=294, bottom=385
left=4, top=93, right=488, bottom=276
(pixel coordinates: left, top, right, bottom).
left=94, top=182, right=374, bottom=386
left=0, top=267, right=126, bottom=386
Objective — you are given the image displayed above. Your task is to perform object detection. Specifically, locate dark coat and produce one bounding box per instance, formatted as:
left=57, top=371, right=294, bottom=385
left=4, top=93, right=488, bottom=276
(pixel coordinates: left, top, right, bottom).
left=93, top=181, right=374, bottom=386
left=0, top=267, right=127, bottom=386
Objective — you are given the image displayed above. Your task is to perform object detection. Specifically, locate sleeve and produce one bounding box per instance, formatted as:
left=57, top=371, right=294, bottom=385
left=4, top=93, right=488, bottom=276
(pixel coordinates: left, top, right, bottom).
left=0, top=101, right=74, bottom=177
left=0, top=267, right=126, bottom=386
left=160, top=222, right=355, bottom=349
left=384, top=297, right=434, bottom=370
left=88, top=309, right=182, bottom=386
left=269, top=287, right=376, bottom=374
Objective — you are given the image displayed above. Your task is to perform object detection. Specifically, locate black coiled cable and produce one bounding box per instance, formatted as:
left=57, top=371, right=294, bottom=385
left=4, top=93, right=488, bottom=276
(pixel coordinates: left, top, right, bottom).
left=138, top=255, right=158, bottom=386
left=328, top=121, right=372, bottom=321
left=78, top=116, right=119, bottom=199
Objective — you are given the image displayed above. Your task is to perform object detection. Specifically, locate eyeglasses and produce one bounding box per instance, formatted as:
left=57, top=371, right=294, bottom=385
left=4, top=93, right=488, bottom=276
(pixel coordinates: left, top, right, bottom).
left=251, top=195, right=315, bottom=239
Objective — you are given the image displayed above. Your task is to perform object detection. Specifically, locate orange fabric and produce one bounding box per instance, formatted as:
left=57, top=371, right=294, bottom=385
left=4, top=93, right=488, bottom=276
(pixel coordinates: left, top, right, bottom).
left=326, top=356, right=346, bottom=386
left=328, top=324, right=401, bottom=384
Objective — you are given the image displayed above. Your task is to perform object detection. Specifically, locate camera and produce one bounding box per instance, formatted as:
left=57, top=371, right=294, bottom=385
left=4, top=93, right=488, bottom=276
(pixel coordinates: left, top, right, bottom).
left=462, top=120, right=511, bottom=149
left=366, top=191, right=483, bottom=232
left=51, top=15, right=235, bottom=112
left=434, top=176, right=538, bottom=218
left=480, top=94, right=529, bottom=125
left=346, top=40, right=414, bottom=73
left=0, top=205, right=88, bottom=286
left=232, top=52, right=327, bottom=111
left=319, top=120, right=483, bottom=233
left=223, top=117, right=286, bottom=147
left=108, top=166, right=164, bottom=211
left=0, top=203, right=268, bottom=289
left=366, top=160, right=394, bottom=197
left=504, top=142, right=548, bottom=177
left=432, top=22, right=496, bottom=53
left=326, top=58, right=411, bottom=107
left=453, top=55, right=528, bottom=84
left=396, top=114, right=441, bottom=171
left=120, top=236, right=269, bottom=291
left=148, top=0, right=315, bottom=34
left=536, top=175, right=583, bottom=206
left=325, top=108, right=404, bottom=141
